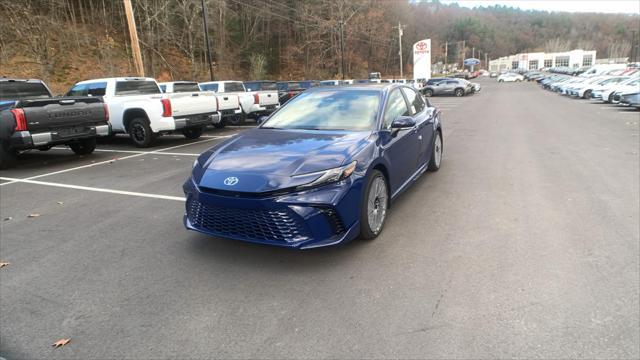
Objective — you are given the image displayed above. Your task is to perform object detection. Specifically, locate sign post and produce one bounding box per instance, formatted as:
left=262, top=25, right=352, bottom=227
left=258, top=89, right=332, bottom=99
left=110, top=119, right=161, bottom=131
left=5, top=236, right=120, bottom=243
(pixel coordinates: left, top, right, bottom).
left=413, top=39, right=431, bottom=83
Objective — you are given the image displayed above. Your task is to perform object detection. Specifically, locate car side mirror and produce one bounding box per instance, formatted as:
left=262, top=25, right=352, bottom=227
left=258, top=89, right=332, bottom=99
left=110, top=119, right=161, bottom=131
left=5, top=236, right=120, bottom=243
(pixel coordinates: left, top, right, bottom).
left=390, top=116, right=415, bottom=136
left=257, top=115, right=269, bottom=125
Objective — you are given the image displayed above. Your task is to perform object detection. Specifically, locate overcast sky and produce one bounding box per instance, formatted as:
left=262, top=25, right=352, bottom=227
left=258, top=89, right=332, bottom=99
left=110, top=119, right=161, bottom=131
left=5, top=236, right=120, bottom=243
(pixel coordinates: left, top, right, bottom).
left=439, top=0, right=640, bottom=14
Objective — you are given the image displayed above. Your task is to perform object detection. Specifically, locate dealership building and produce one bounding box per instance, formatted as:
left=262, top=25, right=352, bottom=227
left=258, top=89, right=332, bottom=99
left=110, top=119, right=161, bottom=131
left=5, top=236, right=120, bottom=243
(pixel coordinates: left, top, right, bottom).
left=489, top=49, right=597, bottom=71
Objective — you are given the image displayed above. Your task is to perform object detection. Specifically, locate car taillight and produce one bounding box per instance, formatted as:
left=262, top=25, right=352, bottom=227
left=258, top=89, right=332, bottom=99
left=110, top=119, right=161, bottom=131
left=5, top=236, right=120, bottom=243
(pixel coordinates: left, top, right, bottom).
left=288, top=92, right=295, bottom=98
left=161, top=99, right=172, bottom=117
left=10, top=108, right=27, bottom=131
left=253, top=93, right=259, bottom=104
left=103, top=103, right=110, bottom=121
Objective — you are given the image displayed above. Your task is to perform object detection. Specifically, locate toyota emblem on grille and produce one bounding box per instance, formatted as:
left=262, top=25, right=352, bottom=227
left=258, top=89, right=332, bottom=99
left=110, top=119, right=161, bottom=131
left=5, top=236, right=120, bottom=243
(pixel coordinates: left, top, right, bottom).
left=223, top=177, right=239, bottom=186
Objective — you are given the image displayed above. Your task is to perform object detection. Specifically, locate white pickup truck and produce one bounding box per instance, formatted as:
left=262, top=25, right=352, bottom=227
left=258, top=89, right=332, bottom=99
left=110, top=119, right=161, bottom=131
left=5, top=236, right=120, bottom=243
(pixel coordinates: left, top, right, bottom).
left=67, top=77, right=219, bottom=147
left=160, top=81, right=240, bottom=129
left=198, top=81, right=279, bottom=125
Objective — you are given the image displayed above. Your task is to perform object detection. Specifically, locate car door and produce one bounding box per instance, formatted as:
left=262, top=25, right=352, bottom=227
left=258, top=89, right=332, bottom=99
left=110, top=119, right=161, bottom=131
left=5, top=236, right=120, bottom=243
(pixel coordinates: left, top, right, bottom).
left=443, top=80, right=457, bottom=94
left=379, top=88, right=421, bottom=194
left=401, top=87, right=433, bottom=167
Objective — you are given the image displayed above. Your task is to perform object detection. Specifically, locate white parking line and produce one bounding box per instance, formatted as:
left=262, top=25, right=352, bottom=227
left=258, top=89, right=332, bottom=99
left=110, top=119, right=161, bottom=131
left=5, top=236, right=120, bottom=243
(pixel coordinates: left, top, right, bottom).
left=50, top=147, right=200, bottom=156
left=0, top=177, right=185, bottom=201
left=0, top=136, right=229, bottom=186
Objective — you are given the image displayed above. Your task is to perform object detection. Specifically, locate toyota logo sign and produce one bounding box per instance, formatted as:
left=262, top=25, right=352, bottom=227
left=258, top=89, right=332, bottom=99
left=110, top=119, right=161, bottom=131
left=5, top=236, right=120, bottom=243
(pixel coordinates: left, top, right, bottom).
left=223, top=177, right=239, bottom=186
left=415, top=42, right=428, bottom=51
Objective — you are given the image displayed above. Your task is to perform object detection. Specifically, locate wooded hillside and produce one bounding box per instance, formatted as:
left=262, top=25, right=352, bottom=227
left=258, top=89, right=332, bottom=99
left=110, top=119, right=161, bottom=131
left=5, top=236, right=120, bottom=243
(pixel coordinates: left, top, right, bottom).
left=1, top=0, right=637, bottom=93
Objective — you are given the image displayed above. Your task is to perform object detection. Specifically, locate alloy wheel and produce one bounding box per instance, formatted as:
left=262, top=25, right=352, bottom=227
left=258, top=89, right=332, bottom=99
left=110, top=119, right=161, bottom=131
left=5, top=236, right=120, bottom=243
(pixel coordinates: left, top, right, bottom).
left=367, top=176, right=388, bottom=234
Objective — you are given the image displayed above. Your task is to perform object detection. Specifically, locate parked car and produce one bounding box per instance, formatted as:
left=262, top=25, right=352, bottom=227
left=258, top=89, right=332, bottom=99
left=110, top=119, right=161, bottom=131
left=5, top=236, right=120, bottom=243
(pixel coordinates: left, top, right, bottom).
left=276, top=81, right=318, bottom=104
left=619, top=92, right=640, bottom=109
left=319, top=80, right=350, bottom=86
left=421, top=78, right=473, bottom=97
left=573, top=76, right=630, bottom=99
left=67, top=77, right=219, bottom=147
left=183, top=84, right=442, bottom=248
left=489, top=71, right=499, bottom=78
left=160, top=81, right=235, bottom=129
left=497, top=73, right=524, bottom=82
left=595, top=78, right=640, bottom=103
left=470, top=82, right=481, bottom=93
left=198, top=81, right=279, bottom=124
left=0, top=78, right=110, bottom=168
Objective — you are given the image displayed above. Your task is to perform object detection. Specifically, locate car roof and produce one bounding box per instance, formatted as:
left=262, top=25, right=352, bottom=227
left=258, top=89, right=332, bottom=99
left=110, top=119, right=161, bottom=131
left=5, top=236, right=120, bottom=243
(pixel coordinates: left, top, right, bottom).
left=76, top=77, right=156, bottom=84
left=0, top=78, right=44, bottom=83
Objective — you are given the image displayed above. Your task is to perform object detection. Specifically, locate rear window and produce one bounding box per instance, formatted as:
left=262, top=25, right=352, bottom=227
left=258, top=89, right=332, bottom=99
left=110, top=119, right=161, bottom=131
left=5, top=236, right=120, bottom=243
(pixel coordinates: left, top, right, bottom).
left=245, top=82, right=277, bottom=91
left=200, top=83, right=218, bottom=92
left=173, top=83, right=200, bottom=92
left=0, top=81, right=51, bottom=100
left=223, top=82, right=245, bottom=92
left=115, top=81, right=161, bottom=95
left=286, top=82, right=304, bottom=89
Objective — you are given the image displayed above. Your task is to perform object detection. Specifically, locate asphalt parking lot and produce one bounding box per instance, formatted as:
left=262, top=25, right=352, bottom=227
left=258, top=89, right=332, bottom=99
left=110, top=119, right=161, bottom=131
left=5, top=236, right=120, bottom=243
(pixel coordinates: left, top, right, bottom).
left=1, top=79, right=639, bottom=359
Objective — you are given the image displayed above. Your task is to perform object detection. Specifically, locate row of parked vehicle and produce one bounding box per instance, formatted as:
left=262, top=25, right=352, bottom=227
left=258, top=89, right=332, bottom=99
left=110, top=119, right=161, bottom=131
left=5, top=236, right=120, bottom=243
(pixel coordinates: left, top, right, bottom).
left=0, top=75, right=433, bottom=168
left=535, top=65, right=640, bottom=108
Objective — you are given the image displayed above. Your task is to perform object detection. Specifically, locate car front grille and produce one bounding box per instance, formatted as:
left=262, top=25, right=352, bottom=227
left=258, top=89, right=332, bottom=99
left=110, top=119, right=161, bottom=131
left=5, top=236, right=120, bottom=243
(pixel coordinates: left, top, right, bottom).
left=187, top=198, right=310, bottom=243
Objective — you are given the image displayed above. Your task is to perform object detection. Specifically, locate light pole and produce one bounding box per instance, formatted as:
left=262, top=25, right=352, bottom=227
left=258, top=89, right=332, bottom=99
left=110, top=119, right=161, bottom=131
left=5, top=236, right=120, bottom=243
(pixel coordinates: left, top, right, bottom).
left=201, top=0, right=215, bottom=81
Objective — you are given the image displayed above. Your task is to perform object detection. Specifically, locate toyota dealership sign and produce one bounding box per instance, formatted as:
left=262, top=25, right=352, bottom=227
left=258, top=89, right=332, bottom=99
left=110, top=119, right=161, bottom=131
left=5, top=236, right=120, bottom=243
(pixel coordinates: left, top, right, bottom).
left=413, top=39, right=431, bottom=81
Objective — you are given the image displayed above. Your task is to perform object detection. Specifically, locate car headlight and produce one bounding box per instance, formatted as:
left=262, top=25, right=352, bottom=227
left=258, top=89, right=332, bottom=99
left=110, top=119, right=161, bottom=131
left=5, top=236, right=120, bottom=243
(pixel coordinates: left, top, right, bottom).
left=296, top=161, right=357, bottom=189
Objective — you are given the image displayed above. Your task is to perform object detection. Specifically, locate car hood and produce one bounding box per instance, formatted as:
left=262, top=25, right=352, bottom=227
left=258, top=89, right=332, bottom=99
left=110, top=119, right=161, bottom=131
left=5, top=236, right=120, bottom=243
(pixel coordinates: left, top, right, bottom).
left=194, top=128, right=373, bottom=192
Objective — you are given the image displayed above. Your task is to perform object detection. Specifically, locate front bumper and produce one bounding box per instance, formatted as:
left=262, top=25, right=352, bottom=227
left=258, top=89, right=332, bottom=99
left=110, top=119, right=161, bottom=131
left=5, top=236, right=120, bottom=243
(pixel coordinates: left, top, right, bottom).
left=9, top=124, right=109, bottom=150
left=182, top=175, right=363, bottom=249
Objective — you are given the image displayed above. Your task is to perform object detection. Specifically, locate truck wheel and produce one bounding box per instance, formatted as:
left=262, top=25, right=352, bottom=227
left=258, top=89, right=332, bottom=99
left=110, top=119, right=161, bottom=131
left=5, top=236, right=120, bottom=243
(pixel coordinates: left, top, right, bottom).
left=0, top=143, right=17, bottom=169
left=128, top=118, right=156, bottom=148
left=213, top=120, right=226, bottom=129
left=182, top=126, right=204, bottom=139
left=69, top=137, right=97, bottom=155
left=227, top=114, right=246, bottom=126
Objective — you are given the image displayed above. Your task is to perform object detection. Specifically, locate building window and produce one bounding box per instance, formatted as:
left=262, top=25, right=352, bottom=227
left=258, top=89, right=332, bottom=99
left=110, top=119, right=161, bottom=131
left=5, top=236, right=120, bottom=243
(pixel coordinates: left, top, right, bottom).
left=555, top=56, right=570, bottom=67
left=583, top=55, right=593, bottom=67
left=511, top=61, right=519, bottom=69
left=544, top=59, right=553, bottom=68
left=529, top=60, right=539, bottom=70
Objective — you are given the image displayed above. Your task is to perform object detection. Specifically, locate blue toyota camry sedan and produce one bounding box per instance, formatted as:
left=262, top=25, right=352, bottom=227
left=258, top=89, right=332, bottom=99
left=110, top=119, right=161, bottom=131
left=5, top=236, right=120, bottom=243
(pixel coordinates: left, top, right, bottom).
left=183, top=84, right=443, bottom=248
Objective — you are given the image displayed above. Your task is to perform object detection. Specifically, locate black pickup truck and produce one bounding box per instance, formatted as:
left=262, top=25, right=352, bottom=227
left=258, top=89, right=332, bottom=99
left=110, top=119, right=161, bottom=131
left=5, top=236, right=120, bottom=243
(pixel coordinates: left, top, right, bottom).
left=0, top=78, right=110, bottom=169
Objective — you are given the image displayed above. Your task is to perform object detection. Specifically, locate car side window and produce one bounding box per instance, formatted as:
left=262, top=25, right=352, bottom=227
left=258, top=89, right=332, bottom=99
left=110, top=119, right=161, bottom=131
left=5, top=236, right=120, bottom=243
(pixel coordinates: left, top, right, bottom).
left=382, top=89, right=410, bottom=129
left=88, top=82, right=107, bottom=96
left=66, top=84, right=88, bottom=97
left=401, top=87, right=425, bottom=115
left=446, top=80, right=457, bottom=85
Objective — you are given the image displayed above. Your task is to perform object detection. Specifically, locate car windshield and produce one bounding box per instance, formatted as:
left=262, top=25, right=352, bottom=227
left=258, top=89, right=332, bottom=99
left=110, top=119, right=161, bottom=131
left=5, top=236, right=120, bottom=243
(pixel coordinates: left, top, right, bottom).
left=0, top=82, right=51, bottom=100
left=173, top=83, right=200, bottom=92
left=261, top=89, right=380, bottom=131
left=115, top=81, right=161, bottom=95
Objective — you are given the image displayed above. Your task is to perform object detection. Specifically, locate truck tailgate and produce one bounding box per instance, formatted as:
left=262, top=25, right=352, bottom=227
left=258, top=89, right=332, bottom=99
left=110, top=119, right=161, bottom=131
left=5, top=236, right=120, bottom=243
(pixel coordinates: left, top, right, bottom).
left=216, top=94, right=240, bottom=111
left=19, top=97, right=108, bottom=133
left=258, top=91, right=279, bottom=106
left=169, top=92, right=217, bottom=117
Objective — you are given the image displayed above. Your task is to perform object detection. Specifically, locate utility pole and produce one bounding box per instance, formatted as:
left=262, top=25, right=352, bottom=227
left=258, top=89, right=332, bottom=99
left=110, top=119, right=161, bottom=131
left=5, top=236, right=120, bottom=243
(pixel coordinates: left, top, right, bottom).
left=123, top=0, right=144, bottom=77
left=201, top=0, right=214, bottom=81
left=339, top=20, right=345, bottom=80
left=632, top=30, right=638, bottom=63
left=461, top=40, right=465, bottom=68
left=485, top=52, right=488, bottom=70
left=472, top=46, right=475, bottom=59
left=393, top=22, right=406, bottom=78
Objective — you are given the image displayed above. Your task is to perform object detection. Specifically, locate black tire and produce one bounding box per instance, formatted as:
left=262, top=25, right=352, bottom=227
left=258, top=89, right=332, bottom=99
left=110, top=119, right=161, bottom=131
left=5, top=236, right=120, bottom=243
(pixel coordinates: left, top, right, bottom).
left=182, top=126, right=204, bottom=139
left=516, top=79, right=521, bottom=82
left=455, top=88, right=464, bottom=97
left=226, top=113, right=246, bottom=125
left=0, top=142, right=17, bottom=169
left=427, top=131, right=443, bottom=172
left=359, top=169, right=389, bottom=240
left=424, top=89, right=434, bottom=97
left=213, top=120, right=226, bottom=129
left=69, top=137, right=97, bottom=155
left=606, top=93, right=614, bottom=103
left=582, top=90, right=592, bottom=99
left=127, top=117, right=156, bottom=148
left=498, top=79, right=504, bottom=83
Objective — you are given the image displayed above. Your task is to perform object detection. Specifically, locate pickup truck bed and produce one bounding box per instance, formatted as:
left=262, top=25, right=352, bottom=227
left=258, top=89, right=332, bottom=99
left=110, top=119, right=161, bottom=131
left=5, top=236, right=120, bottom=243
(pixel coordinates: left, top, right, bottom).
left=0, top=79, right=109, bottom=169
